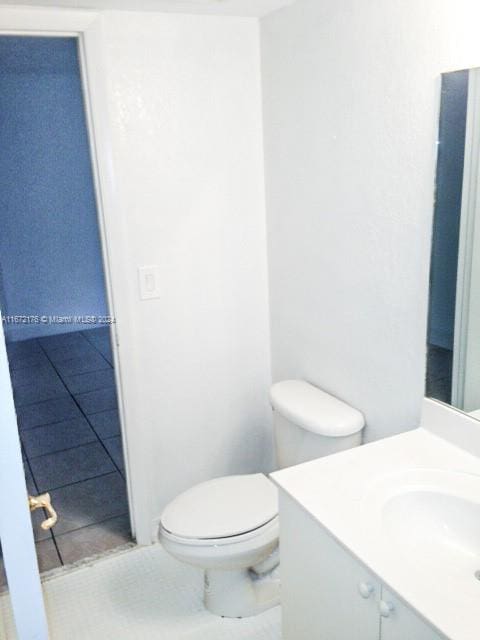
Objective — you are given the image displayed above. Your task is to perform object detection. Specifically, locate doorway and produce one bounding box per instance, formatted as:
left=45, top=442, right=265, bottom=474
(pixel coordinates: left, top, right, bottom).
left=0, top=36, right=131, bottom=587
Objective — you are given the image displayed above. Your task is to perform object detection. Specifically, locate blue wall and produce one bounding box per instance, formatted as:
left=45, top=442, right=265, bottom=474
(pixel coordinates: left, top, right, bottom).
left=428, top=70, right=469, bottom=350
left=0, top=37, right=108, bottom=341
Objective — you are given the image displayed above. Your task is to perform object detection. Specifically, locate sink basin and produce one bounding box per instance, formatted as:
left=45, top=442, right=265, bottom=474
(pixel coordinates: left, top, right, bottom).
left=274, top=422, right=480, bottom=640
left=384, top=491, right=480, bottom=573
left=366, top=469, right=480, bottom=580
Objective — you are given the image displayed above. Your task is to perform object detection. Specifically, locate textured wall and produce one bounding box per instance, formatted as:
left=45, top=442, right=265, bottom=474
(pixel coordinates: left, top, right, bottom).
left=100, top=12, right=272, bottom=539
left=0, top=37, right=108, bottom=341
left=261, top=0, right=480, bottom=442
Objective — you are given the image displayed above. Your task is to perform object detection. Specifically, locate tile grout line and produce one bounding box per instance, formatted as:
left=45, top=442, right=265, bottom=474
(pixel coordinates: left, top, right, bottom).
left=32, top=469, right=119, bottom=495
left=26, top=438, right=102, bottom=461
left=19, top=406, right=116, bottom=433
left=14, top=391, right=71, bottom=410
left=49, top=527, right=65, bottom=567
left=13, top=369, right=112, bottom=410
left=53, top=511, right=130, bottom=542
left=79, top=328, right=114, bottom=367
left=71, top=404, right=118, bottom=417
left=24, top=437, right=125, bottom=476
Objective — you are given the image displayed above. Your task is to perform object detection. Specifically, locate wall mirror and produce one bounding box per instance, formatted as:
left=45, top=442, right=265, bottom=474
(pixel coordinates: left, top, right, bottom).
left=427, top=66, right=480, bottom=417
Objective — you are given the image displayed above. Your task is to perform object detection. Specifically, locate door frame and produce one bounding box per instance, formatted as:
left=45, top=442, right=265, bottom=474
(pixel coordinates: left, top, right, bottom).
left=0, top=6, right=146, bottom=543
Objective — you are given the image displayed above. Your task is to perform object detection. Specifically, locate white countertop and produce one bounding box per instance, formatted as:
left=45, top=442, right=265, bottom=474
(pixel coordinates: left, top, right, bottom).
left=270, top=400, right=480, bottom=640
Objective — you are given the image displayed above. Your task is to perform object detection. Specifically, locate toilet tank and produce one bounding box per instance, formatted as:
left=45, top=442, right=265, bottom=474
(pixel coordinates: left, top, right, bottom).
left=270, top=380, right=365, bottom=469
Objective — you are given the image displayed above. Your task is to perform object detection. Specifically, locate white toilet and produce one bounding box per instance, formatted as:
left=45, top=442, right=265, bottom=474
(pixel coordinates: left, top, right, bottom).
left=159, top=379, right=365, bottom=618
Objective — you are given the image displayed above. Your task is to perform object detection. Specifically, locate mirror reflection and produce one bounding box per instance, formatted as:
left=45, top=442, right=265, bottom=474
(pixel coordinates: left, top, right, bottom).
left=427, top=67, right=480, bottom=417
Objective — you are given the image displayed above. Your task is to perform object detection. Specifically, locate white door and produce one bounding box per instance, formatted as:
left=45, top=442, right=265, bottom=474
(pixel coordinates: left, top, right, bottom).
left=0, top=315, right=49, bottom=639
left=379, top=587, right=444, bottom=640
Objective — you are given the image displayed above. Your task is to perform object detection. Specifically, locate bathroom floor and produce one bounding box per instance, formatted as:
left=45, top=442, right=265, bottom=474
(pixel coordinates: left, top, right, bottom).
left=0, top=328, right=131, bottom=589
left=0, top=544, right=281, bottom=640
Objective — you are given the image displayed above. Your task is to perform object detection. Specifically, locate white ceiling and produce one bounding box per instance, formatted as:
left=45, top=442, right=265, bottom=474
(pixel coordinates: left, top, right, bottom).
left=0, top=0, right=295, bottom=17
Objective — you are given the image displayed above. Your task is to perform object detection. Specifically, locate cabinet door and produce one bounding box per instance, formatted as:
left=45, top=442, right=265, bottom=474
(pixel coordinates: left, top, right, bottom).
left=280, top=491, right=381, bottom=640
left=379, top=587, right=445, bottom=640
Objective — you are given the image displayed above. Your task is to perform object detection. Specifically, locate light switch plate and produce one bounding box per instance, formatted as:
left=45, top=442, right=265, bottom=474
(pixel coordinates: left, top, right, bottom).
left=138, top=265, right=161, bottom=300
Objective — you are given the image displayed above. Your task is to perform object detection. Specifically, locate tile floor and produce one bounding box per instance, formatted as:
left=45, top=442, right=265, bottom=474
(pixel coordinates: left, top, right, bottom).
left=0, top=328, right=131, bottom=589
left=0, top=545, right=281, bottom=640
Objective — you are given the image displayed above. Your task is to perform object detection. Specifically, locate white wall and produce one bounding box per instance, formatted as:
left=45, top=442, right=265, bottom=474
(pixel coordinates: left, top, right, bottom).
left=99, top=12, right=272, bottom=540
left=261, top=0, right=480, bottom=442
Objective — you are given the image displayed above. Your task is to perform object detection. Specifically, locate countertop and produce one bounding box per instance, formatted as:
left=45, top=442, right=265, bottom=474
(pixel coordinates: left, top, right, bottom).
left=271, top=401, right=480, bottom=640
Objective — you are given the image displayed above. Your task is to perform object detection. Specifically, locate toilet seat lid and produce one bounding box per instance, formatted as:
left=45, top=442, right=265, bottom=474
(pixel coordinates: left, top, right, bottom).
left=160, top=473, right=278, bottom=540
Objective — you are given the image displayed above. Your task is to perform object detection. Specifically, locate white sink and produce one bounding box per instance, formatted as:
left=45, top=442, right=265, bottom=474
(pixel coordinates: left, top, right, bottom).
left=368, top=469, right=480, bottom=582
left=272, top=417, right=480, bottom=640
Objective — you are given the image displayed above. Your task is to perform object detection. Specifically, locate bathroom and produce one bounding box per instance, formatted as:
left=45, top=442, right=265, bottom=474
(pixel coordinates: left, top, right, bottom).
left=0, top=0, right=478, bottom=639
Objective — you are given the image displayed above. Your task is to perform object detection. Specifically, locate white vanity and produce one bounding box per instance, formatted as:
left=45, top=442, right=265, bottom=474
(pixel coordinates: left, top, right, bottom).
left=271, top=399, right=480, bottom=640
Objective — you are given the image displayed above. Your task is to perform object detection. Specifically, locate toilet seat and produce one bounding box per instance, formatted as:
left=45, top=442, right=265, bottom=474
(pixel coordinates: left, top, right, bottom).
left=160, top=473, right=278, bottom=541
left=161, top=514, right=279, bottom=548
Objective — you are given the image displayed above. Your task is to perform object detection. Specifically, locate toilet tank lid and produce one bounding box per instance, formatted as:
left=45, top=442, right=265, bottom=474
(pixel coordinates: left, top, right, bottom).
left=270, top=380, right=365, bottom=437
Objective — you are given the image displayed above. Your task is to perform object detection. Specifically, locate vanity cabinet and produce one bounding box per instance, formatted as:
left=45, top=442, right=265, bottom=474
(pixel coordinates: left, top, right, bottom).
left=279, top=492, right=445, bottom=640
left=379, top=587, right=442, bottom=640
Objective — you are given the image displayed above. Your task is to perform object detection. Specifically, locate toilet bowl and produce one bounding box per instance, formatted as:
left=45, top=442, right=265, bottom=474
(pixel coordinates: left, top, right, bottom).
left=159, top=380, right=365, bottom=618
left=159, top=473, right=280, bottom=618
